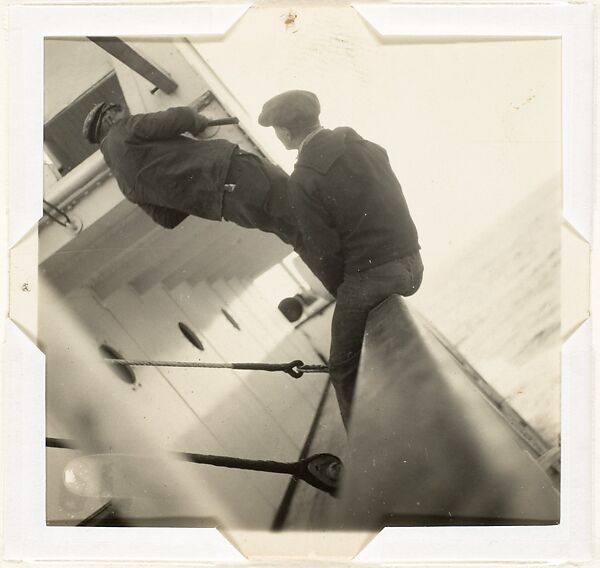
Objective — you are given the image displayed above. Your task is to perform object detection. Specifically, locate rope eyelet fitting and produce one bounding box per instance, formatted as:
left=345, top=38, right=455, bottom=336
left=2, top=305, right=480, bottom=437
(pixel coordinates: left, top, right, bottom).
left=285, top=360, right=304, bottom=379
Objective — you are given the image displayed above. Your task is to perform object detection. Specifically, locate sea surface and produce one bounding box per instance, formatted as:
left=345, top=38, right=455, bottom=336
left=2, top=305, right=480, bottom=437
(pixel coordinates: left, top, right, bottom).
left=410, top=183, right=561, bottom=446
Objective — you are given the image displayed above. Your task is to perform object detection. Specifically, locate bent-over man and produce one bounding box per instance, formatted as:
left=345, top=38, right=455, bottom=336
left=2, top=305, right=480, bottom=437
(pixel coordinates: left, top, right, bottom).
left=82, top=102, right=301, bottom=248
left=259, top=90, right=424, bottom=429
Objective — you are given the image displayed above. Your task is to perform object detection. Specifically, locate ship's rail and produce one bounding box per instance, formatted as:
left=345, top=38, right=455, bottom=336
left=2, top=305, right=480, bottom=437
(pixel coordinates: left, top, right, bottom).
left=280, top=295, right=560, bottom=531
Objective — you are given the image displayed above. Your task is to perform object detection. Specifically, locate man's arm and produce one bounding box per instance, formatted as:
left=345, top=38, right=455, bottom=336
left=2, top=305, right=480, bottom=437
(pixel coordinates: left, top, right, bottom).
left=138, top=203, right=189, bottom=229
left=291, top=181, right=345, bottom=296
left=131, top=107, right=209, bottom=141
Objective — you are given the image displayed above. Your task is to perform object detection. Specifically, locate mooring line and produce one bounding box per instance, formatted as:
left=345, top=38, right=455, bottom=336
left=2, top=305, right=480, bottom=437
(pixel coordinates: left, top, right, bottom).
left=106, top=358, right=329, bottom=379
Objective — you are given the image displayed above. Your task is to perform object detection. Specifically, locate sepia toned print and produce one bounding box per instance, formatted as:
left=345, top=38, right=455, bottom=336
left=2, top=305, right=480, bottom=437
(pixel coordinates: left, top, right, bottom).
left=39, top=11, right=561, bottom=544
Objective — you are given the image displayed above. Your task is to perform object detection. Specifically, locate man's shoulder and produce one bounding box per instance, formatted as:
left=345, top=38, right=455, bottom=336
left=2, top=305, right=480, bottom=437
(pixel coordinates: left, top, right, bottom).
left=104, top=117, right=135, bottom=142
left=108, top=112, right=168, bottom=137
left=296, top=127, right=362, bottom=175
left=308, top=126, right=362, bottom=152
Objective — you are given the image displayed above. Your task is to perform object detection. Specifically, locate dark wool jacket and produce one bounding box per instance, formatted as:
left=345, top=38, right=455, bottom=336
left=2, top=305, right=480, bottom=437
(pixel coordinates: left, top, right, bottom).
left=289, top=127, right=420, bottom=295
left=100, top=107, right=236, bottom=228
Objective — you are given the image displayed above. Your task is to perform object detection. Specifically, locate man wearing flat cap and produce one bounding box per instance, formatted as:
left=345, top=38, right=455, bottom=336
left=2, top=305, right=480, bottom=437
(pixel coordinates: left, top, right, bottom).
left=82, top=102, right=302, bottom=248
left=260, top=90, right=424, bottom=429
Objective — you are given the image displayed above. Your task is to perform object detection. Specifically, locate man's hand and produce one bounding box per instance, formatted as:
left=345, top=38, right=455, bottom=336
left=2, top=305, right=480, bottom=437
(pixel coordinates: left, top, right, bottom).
left=192, top=114, right=210, bottom=135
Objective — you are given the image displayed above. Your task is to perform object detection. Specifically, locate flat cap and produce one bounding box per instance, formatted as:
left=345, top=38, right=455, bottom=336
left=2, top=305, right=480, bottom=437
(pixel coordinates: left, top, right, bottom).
left=82, top=102, right=111, bottom=144
left=258, top=90, right=320, bottom=129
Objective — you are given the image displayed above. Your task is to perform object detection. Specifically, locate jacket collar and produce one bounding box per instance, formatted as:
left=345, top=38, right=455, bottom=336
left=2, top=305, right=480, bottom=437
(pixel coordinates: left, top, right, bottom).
left=296, top=127, right=357, bottom=174
left=298, top=126, right=324, bottom=155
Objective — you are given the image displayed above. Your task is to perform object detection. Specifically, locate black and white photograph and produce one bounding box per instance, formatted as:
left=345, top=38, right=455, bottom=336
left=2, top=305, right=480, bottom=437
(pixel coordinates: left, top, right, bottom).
left=4, top=1, right=595, bottom=562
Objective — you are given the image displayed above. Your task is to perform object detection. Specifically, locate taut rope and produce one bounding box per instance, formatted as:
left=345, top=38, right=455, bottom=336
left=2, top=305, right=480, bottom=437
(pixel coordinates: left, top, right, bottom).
left=107, top=358, right=328, bottom=379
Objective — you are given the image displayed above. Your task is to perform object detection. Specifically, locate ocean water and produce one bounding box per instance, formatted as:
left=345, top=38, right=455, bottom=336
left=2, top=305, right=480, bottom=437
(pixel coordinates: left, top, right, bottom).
left=410, top=183, right=561, bottom=446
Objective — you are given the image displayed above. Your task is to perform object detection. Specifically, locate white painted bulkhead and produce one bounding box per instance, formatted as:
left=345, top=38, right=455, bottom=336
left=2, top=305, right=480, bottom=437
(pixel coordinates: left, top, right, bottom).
left=41, top=37, right=338, bottom=528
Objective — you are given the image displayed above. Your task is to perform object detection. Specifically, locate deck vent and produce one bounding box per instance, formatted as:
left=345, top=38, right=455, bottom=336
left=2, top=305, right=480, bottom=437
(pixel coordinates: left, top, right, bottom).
left=99, top=344, right=136, bottom=384
left=178, top=322, right=205, bottom=351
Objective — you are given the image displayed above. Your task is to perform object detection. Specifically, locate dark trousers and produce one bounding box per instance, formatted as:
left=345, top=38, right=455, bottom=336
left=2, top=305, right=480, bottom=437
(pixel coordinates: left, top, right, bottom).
left=223, top=149, right=300, bottom=247
left=329, top=252, right=424, bottom=430
left=223, top=150, right=331, bottom=293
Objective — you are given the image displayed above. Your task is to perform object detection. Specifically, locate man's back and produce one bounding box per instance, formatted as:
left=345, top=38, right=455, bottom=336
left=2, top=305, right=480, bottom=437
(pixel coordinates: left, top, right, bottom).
left=100, top=108, right=235, bottom=220
left=289, top=127, right=420, bottom=294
